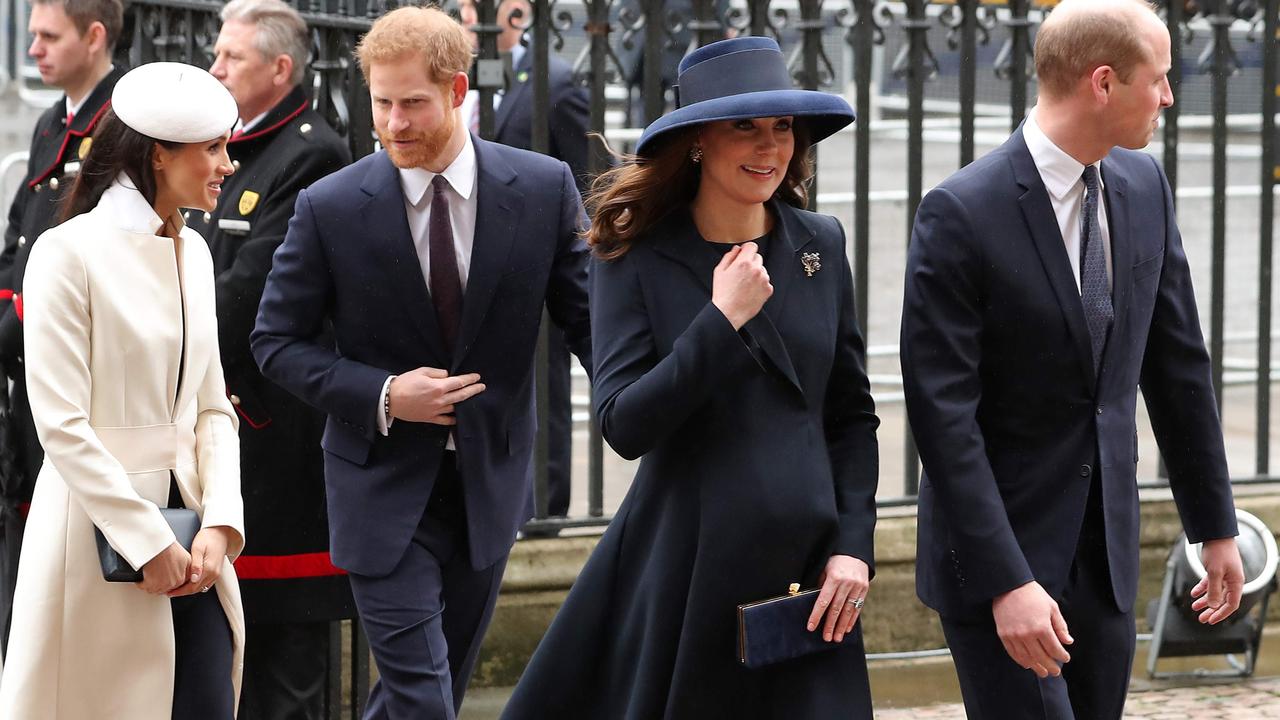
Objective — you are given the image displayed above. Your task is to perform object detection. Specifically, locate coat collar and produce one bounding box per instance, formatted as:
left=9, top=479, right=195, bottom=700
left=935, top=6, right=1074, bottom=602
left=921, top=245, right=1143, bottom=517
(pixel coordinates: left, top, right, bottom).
left=648, top=199, right=815, bottom=393
left=228, top=85, right=309, bottom=146
left=494, top=42, right=534, bottom=138
left=100, top=174, right=184, bottom=236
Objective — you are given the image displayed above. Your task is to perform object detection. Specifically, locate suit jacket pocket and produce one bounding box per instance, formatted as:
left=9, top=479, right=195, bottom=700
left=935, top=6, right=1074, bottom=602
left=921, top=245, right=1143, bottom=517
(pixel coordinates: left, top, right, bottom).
left=322, top=419, right=371, bottom=466
left=1133, top=252, right=1163, bottom=281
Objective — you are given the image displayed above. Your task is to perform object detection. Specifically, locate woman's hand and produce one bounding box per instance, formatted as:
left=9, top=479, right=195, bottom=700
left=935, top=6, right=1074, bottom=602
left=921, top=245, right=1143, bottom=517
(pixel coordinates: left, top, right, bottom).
left=138, top=542, right=192, bottom=595
left=806, top=555, right=871, bottom=643
left=712, top=243, right=773, bottom=330
left=167, top=526, right=235, bottom=597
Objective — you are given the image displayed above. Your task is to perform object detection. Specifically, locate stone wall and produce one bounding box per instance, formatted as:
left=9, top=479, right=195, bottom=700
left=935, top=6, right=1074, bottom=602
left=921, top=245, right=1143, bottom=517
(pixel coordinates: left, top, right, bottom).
left=470, top=490, right=1280, bottom=688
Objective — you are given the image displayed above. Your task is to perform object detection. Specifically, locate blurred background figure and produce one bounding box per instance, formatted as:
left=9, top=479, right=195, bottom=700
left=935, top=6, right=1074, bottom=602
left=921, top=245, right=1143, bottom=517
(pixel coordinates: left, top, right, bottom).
left=198, top=1, right=354, bottom=717
left=459, top=0, right=590, bottom=528
left=0, top=0, right=125, bottom=655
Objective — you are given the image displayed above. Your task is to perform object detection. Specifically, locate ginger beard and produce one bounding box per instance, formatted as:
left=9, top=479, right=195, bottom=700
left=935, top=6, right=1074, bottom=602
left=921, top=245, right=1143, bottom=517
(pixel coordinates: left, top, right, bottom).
left=378, top=92, right=458, bottom=169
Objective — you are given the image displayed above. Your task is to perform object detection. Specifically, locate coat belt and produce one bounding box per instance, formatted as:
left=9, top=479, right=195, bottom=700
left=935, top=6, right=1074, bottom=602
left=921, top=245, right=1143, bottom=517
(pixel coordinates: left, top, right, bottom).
left=92, top=423, right=196, bottom=473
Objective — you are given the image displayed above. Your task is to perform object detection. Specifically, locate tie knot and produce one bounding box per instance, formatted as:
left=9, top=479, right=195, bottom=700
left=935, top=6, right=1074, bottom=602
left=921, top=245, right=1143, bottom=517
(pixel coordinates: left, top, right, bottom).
left=1082, top=165, right=1099, bottom=192
left=431, top=175, right=449, bottom=194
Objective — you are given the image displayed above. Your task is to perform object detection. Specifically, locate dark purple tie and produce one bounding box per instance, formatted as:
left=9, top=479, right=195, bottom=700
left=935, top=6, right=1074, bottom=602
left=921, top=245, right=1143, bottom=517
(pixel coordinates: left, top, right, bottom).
left=429, top=175, right=463, bottom=354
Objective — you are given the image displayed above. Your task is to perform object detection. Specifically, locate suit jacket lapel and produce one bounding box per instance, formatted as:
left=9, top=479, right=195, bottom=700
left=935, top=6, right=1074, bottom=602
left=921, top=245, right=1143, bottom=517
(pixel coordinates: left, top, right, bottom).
left=360, top=152, right=450, bottom=363
left=1100, top=158, right=1132, bottom=383
left=1010, top=129, right=1096, bottom=388
left=494, top=50, right=531, bottom=139
left=453, top=138, right=523, bottom=369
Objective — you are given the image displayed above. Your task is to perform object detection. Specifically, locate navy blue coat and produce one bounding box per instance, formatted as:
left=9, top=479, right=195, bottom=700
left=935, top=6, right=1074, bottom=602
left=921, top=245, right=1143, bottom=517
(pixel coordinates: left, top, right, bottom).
left=250, top=138, right=591, bottom=575
left=503, top=202, right=878, bottom=719
left=902, top=128, right=1238, bottom=618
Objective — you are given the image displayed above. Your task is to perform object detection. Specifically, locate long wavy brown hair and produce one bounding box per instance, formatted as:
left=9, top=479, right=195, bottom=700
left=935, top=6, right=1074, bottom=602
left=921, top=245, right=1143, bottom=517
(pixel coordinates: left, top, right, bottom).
left=586, top=121, right=814, bottom=260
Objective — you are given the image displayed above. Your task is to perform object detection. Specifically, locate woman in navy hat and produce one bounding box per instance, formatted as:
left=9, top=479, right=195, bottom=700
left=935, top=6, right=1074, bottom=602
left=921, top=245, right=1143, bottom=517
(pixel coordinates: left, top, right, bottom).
left=0, top=62, right=245, bottom=720
left=503, top=36, right=878, bottom=718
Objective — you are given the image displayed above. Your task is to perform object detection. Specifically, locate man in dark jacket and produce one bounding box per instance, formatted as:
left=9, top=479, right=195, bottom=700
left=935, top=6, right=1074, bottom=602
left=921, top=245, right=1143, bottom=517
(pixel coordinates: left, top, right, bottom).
left=460, top=0, right=590, bottom=522
left=197, top=0, right=352, bottom=716
left=0, top=0, right=124, bottom=653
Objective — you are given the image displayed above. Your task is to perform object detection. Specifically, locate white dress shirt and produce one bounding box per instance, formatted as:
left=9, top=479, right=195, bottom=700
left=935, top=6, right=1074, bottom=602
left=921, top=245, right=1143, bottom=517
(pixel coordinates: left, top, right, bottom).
left=1023, top=108, right=1113, bottom=292
left=376, top=131, right=480, bottom=438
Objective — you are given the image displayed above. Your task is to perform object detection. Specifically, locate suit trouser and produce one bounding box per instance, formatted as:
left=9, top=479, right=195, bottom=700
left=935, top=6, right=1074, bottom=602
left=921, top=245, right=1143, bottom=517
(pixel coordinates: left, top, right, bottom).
left=348, top=453, right=507, bottom=720
left=238, top=620, right=329, bottom=720
left=172, top=587, right=236, bottom=720
left=940, top=469, right=1136, bottom=720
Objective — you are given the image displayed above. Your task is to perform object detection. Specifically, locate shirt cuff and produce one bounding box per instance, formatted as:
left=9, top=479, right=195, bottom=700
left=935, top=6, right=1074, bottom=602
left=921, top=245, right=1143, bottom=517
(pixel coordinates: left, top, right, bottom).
left=376, top=375, right=394, bottom=436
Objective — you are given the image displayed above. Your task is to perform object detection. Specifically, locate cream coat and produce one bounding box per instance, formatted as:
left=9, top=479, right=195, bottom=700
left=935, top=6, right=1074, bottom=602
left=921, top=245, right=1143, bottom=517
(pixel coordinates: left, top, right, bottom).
left=0, top=181, right=245, bottom=719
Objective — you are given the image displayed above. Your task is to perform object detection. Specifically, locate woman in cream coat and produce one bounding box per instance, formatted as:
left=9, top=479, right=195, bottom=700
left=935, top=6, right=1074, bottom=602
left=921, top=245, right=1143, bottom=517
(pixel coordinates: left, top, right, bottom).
left=0, top=63, right=245, bottom=719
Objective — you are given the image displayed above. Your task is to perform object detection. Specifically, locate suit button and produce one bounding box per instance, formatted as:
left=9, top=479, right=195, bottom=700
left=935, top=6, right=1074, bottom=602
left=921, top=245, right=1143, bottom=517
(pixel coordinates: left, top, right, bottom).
left=17, top=236, right=25, bottom=247
left=203, top=212, right=212, bottom=223
left=49, top=177, right=59, bottom=191
left=232, top=160, right=241, bottom=171
left=1080, top=464, right=1092, bottom=477
left=229, top=394, right=241, bottom=405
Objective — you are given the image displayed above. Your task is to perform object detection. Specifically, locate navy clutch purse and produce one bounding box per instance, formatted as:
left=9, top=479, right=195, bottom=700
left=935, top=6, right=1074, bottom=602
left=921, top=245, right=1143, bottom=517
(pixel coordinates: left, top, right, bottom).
left=94, top=508, right=200, bottom=583
left=737, top=583, right=845, bottom=668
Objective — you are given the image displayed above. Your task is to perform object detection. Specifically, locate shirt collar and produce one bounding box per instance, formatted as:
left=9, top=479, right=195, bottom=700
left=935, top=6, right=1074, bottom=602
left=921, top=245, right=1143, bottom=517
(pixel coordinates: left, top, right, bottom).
left=101, top=173, right=182, bottom=236
left=235, top=109, right=272, bottom=135
left=1024, top=108, right=1103, bottom=200
left=398, top=130, right=477, bottom=207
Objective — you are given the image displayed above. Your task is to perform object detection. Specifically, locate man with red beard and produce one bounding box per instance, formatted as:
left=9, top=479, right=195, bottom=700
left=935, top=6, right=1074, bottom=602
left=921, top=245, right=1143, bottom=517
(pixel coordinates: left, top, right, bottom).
left=250, top=6, right=591, bottom=718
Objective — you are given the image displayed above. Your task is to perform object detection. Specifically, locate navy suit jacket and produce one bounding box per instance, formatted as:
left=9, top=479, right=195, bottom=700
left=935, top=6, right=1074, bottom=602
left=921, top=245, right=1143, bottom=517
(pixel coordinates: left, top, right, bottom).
left=902, top=127, right=1237, bottom=616
left=251, top=137, right=591, bottom=575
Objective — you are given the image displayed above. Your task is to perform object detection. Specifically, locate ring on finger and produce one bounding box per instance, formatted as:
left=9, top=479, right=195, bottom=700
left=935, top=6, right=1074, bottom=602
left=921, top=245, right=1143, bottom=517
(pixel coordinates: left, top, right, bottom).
left=845, top=597, right=865, bottom=609
left=200, top=585, right=211, bottom=593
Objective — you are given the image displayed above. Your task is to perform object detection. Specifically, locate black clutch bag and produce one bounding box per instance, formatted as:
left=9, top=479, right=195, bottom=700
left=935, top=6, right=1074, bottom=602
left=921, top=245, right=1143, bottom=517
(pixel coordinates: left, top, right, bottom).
left=95, top=508, right=200, bottom=583
left=737, top=583, right=846, bottom=668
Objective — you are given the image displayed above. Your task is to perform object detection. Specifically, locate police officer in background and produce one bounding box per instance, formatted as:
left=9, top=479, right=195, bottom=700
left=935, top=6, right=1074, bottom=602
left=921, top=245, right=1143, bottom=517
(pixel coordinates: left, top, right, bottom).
left=198, top=0, right=352, bottom=716
left=0, top=0, right=125, bottom=652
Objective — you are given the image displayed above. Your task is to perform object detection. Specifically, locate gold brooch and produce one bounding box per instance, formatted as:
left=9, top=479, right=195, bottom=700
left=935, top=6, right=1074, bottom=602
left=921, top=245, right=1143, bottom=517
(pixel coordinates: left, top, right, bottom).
left=801, top=252, right=821, bottom=277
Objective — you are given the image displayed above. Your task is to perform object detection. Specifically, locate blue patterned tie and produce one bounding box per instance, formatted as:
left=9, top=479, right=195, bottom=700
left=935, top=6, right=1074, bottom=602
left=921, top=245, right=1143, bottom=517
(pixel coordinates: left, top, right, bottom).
left=1080, top=165, right=1113, bottom=371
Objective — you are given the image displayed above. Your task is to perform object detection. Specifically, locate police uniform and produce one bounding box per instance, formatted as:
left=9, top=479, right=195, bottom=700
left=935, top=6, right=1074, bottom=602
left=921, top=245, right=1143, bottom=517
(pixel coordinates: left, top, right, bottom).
left=0, top=64, right=125, bottom=652
left=190, top=85, right=353, bottom=719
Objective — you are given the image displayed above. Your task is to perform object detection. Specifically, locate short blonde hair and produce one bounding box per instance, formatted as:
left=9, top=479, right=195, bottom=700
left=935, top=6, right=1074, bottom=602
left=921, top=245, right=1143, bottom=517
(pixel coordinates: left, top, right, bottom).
left=356, top=5, right=473, bottom=85
left=1034, top=0, right=1159, bottom=99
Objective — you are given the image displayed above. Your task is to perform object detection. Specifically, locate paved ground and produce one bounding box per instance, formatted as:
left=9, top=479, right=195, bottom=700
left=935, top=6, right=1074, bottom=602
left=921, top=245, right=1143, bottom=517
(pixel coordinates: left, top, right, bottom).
left=878, top=677, right=1280, bottom=718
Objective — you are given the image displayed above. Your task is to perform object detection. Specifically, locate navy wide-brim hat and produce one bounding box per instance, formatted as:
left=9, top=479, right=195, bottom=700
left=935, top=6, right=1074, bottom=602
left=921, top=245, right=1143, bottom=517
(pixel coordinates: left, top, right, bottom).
left=635, top=36, right=855, bottom=156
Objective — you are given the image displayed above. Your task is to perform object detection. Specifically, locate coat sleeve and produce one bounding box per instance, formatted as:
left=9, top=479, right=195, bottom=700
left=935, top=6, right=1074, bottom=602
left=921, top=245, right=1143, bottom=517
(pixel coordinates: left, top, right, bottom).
left=549, top=71, right=592, bottom=195
left=191, top=242, right=245, bottom=559
left=23, top=232, right=176, bottom=571
left=0, top=182, right=28, bottom=368
left=901, top=186, right=1034, bottom=602
left=1139, top=154, right=1238, bottom=544
left=546, top=162, right=592, bottom=374
left=251, top=187, right=389, bottom=438
left=591, top=249, right=757, bottom=460
left=823, top=220, right=879, bottom=569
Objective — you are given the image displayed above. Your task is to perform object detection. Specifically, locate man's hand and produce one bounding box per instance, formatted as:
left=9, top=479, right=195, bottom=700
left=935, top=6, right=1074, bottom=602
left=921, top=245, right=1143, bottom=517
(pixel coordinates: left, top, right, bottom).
left=1190, top=537, right=1244, bottom=625
left=992, top=580, right=1073, bottom=678
left=388, top=367, right=485, bottom=424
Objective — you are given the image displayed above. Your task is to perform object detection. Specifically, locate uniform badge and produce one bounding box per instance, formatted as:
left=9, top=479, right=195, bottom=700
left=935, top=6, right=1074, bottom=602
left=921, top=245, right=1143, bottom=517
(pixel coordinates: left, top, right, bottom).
left=238, top=190, right=260, bottom=216
left=78, top=137, right=92, bottom=159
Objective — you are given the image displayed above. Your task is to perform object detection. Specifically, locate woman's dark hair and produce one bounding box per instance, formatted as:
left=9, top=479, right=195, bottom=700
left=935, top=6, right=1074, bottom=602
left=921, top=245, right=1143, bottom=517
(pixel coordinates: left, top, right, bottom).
left=585, top=120, right=814, bottom=260
left=60, top=109, right=180, bottom=223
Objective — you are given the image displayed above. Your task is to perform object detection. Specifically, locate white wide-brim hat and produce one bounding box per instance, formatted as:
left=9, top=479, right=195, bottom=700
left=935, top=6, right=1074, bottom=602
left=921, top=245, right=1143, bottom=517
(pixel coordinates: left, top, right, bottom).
left=111, top=62, right=238, bottom=143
